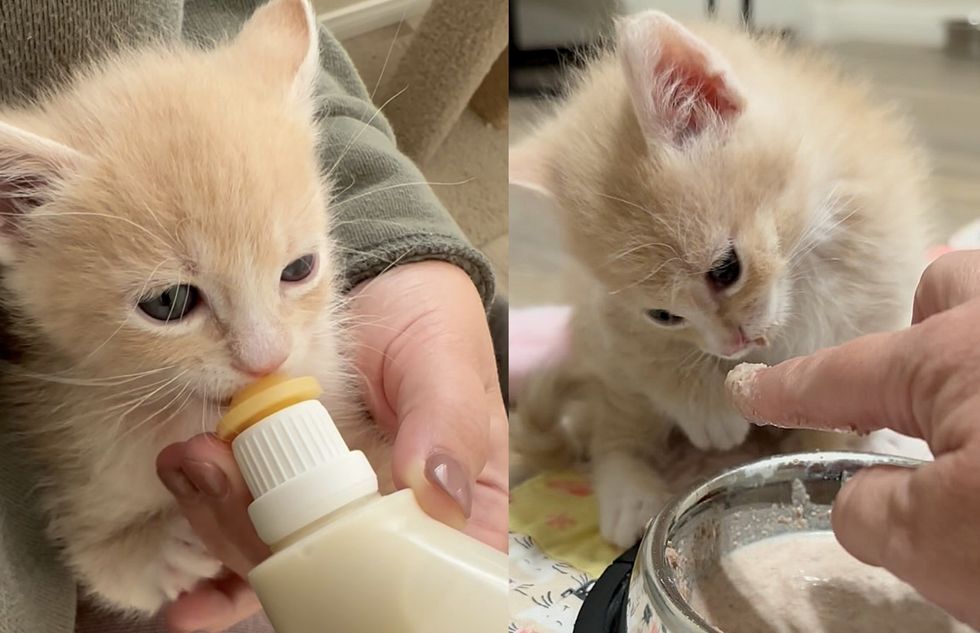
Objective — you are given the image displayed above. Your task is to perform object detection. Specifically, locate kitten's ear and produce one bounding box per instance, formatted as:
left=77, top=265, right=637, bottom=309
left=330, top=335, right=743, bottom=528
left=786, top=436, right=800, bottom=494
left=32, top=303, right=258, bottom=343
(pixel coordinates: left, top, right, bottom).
left=234, top=0, right=320, bottom=107
left=509, top=140, right=555, bottom=200
left=0, top=122, right=85, bottom=263
left=509, top=139, right=561, bottom=216
left=617, top=11, right=745, bottom=146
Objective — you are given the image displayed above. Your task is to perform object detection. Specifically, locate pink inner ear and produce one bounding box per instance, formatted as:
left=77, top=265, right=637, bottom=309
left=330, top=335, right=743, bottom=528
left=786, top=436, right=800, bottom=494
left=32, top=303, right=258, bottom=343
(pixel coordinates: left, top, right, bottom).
left=652, top=27, right=743, bottom=140
left=658, top=59, right=742, bottom=139
left=667, top=66, right=740, bottom=131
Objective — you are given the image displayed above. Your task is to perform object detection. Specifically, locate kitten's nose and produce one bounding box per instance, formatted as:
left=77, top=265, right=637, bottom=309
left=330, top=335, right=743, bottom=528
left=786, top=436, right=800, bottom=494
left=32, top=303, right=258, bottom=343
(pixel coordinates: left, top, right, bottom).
left=233, top=351, right=288, bottom=378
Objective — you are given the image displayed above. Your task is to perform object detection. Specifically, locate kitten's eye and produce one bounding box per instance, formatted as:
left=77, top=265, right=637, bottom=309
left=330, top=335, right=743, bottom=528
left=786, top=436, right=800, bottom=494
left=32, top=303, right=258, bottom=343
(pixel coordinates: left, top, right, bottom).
left=647, top=309, right=684, bottom=326
left=281, top=254, right=316, bottom=282
left=708, top=246, right=741, bottom=290
left=138, top=285, right=200, bottom=322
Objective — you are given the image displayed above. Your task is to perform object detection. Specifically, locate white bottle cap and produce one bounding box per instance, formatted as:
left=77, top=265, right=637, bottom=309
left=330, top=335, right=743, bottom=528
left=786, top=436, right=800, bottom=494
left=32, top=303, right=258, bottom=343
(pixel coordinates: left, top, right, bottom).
left=221, top=387, right=379, bottom=546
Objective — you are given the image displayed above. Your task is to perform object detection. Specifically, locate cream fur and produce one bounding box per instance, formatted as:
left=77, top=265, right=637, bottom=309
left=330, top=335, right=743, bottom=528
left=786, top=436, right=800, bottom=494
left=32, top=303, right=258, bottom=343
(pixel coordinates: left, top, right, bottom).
left=0, top=0, right=392, bottom=615
left=512, top=12, right=932, bottom=548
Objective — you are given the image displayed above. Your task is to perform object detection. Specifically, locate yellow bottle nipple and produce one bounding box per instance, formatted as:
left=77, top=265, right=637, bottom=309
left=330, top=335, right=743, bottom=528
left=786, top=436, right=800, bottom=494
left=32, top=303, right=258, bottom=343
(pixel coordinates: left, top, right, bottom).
left=217, top=374, right=323, bottom=441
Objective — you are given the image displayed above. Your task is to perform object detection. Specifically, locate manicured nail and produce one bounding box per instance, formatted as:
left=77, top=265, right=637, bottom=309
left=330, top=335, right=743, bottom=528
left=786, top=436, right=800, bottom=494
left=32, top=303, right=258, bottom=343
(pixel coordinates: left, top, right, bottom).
left=159, top=468, right=198, bottom=499
left=182, top=459, right=229, bottom=498
left=725, top=363, right=768, bottom=423
left=425, top=453, right=472, bottom=518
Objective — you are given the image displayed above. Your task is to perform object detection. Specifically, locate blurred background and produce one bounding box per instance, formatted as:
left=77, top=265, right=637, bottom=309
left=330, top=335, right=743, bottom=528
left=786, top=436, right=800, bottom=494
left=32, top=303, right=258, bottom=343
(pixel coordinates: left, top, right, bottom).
left=509, top=0, right=980, bottom=307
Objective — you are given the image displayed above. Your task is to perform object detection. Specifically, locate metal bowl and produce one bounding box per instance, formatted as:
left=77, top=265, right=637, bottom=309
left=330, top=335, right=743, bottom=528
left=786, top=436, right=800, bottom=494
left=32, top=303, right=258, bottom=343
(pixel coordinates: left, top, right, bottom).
left=626, top=451, right=924, bottom=633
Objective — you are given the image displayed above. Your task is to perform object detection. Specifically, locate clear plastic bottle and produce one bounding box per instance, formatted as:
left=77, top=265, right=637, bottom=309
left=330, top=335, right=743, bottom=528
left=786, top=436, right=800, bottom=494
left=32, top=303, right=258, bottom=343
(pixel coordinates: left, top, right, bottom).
left=216, top=375, right=508, bottom=633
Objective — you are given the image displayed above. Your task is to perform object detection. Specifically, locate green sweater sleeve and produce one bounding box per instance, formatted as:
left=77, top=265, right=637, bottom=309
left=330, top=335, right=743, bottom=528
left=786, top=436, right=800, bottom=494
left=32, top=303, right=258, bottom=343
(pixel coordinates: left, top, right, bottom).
left=182, top=1, right=496, bottom=304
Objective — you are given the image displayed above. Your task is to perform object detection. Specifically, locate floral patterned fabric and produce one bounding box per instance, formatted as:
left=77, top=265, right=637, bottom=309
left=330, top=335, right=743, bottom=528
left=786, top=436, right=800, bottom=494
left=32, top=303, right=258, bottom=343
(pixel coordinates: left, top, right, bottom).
left=509, top=470, right=628, bottom=633
left=509, top=532, right=597, bottom=633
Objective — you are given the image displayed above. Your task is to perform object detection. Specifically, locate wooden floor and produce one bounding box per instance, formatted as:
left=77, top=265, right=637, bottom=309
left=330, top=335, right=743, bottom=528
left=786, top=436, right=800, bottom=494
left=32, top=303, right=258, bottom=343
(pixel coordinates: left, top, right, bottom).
left=509, top=42, right=980, bottom=307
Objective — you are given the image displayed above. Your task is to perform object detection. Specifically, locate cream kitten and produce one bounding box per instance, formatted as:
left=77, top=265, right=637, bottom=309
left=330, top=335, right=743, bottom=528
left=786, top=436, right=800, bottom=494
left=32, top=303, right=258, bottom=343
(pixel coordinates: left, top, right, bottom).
left=512, top=12, right=932, bottom=548
left=0, top=0, right=392, bottom=615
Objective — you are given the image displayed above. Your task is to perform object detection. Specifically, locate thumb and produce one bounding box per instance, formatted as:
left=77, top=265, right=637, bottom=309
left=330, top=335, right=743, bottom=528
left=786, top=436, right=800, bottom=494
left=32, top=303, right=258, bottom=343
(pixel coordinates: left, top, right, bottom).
left=832, top=465, right=915, bottom=570
left=390, top=335, right=495, bottom=531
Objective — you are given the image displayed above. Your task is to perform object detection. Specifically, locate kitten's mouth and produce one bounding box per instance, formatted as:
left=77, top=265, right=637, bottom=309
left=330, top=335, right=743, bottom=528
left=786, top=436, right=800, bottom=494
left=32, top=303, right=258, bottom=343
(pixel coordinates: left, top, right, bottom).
left=201, top=393, right=234, bottom=410
left=715, top=333, right=769, bottom=361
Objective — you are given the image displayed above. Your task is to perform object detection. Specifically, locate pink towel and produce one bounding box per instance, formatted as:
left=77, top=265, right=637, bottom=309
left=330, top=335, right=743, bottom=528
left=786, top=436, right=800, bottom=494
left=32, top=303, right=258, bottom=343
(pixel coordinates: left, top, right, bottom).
left=508, top=305, right=571, bottom=404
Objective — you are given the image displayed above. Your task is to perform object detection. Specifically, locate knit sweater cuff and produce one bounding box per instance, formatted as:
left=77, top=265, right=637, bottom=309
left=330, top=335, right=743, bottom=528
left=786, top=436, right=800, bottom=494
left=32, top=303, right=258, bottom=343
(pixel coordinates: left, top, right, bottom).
left=341, top=233, right=495, bottom=309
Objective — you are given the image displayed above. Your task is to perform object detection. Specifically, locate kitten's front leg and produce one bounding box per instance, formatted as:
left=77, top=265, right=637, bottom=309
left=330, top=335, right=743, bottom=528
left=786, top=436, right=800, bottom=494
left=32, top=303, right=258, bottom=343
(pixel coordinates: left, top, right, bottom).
left=587, top=395, right=673, bottom=548
left=593, top=450, right=670, bottom=548
left=680, top=406, right=751, bottom=452
left=654, top=363, right=750, bottom=451
left=67, top=510, right=222, bottom=614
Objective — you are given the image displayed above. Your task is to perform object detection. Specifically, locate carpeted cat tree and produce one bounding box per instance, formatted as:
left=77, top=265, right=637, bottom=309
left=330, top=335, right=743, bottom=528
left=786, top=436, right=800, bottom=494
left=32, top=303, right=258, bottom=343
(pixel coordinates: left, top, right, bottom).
left=378, top=0, right=509, bottom=398
left=379, top=0, right=507, bottom=166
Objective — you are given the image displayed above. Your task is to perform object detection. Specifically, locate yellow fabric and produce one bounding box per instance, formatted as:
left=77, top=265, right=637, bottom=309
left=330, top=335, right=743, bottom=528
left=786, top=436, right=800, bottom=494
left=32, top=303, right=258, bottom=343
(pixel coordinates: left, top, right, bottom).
left=509, top=470, right=623, bottom=579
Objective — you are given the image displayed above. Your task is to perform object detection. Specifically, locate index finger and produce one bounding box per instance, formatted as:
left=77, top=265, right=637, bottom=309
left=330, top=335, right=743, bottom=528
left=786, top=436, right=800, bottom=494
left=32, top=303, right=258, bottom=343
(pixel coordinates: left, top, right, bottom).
left=725, top=327, right=923, bottom=438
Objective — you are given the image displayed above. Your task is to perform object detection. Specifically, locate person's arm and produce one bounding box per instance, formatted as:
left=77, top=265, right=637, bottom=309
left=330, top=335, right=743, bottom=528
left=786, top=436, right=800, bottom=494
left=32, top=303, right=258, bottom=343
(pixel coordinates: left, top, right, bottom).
left=182, top=0, right=495, bottom=304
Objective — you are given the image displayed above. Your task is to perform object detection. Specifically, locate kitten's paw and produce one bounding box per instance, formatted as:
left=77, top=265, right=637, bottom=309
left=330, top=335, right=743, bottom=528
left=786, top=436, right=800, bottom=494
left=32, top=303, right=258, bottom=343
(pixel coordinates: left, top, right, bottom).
left=682, top=414, right=750, bottom=451
left=78, top=517, right=222, bottom=613
left=595, top=462, right=668, bottom=549
left=159, top=518, right=223, bottom=602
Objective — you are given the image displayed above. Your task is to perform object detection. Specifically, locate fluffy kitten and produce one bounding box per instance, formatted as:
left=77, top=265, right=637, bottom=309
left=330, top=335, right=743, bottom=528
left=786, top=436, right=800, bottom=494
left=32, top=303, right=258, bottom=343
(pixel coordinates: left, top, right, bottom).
left=0, top=0, right=392, bottom=615
left=512, top=12, right=932, bottom=548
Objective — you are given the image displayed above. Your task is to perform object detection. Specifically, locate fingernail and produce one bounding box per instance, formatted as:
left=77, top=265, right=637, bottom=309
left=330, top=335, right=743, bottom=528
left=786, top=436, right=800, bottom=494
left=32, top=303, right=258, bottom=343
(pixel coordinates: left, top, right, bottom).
left=425, top=453, right=472, bottom=518
left=725, top=363, right=768, bottom=423
left=182, top=459, right=228, bottom=498
left=159, top=468, right=198, bottom=499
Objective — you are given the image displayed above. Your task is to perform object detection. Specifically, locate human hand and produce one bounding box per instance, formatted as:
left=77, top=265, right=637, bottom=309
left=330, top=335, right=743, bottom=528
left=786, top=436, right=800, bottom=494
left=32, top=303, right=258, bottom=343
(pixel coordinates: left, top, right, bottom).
left=725, top=250, right=980, bottom=629
left=348, top=261, right=508, bottom=551
left=156, top=434, right=268, bottom=632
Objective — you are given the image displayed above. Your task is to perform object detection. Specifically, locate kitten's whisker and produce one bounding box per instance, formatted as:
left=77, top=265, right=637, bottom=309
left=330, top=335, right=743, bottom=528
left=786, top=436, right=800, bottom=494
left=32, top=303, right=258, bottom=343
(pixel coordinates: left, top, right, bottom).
left=676, top=348, right=707, bottom=376
left=102, top=380, right=193, bottom=456
left=369, top=11, right=407, bottom=103
left=74, top=259, right=172, bottom=368
left=9, top=365, right=175, bottom=387
left=323, top=85, right=409, bottom=182
left=112, top=370, right=189, bottom=420
left=79, top=374, right=182, bottom=406
left=147, top=381, right=196, bottom=431
left=788, top=192, right=858, bottom=266
left=608, top=257, right=681, bottom=294
left=330, top=179, right=473, bottom=211
left=330, top=175, right=358, bottom=201
left=332, top=312, right=400, bottom=328
left=0, top=211, right=171, bottom=250
left=346, top=361, right=378, bottom=406
left=136, top=199, right=175, bottom=244
left=121, top=383, right=189, bottom=440
left=98, top=383, right=181, bottom=417
left=593, top=192, right=674, bottom=236
left=346, top=341, right=394, bottom=363
left=358, top=248, right=414, bottom=290
left=608, top=240, right=677, bottom=262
